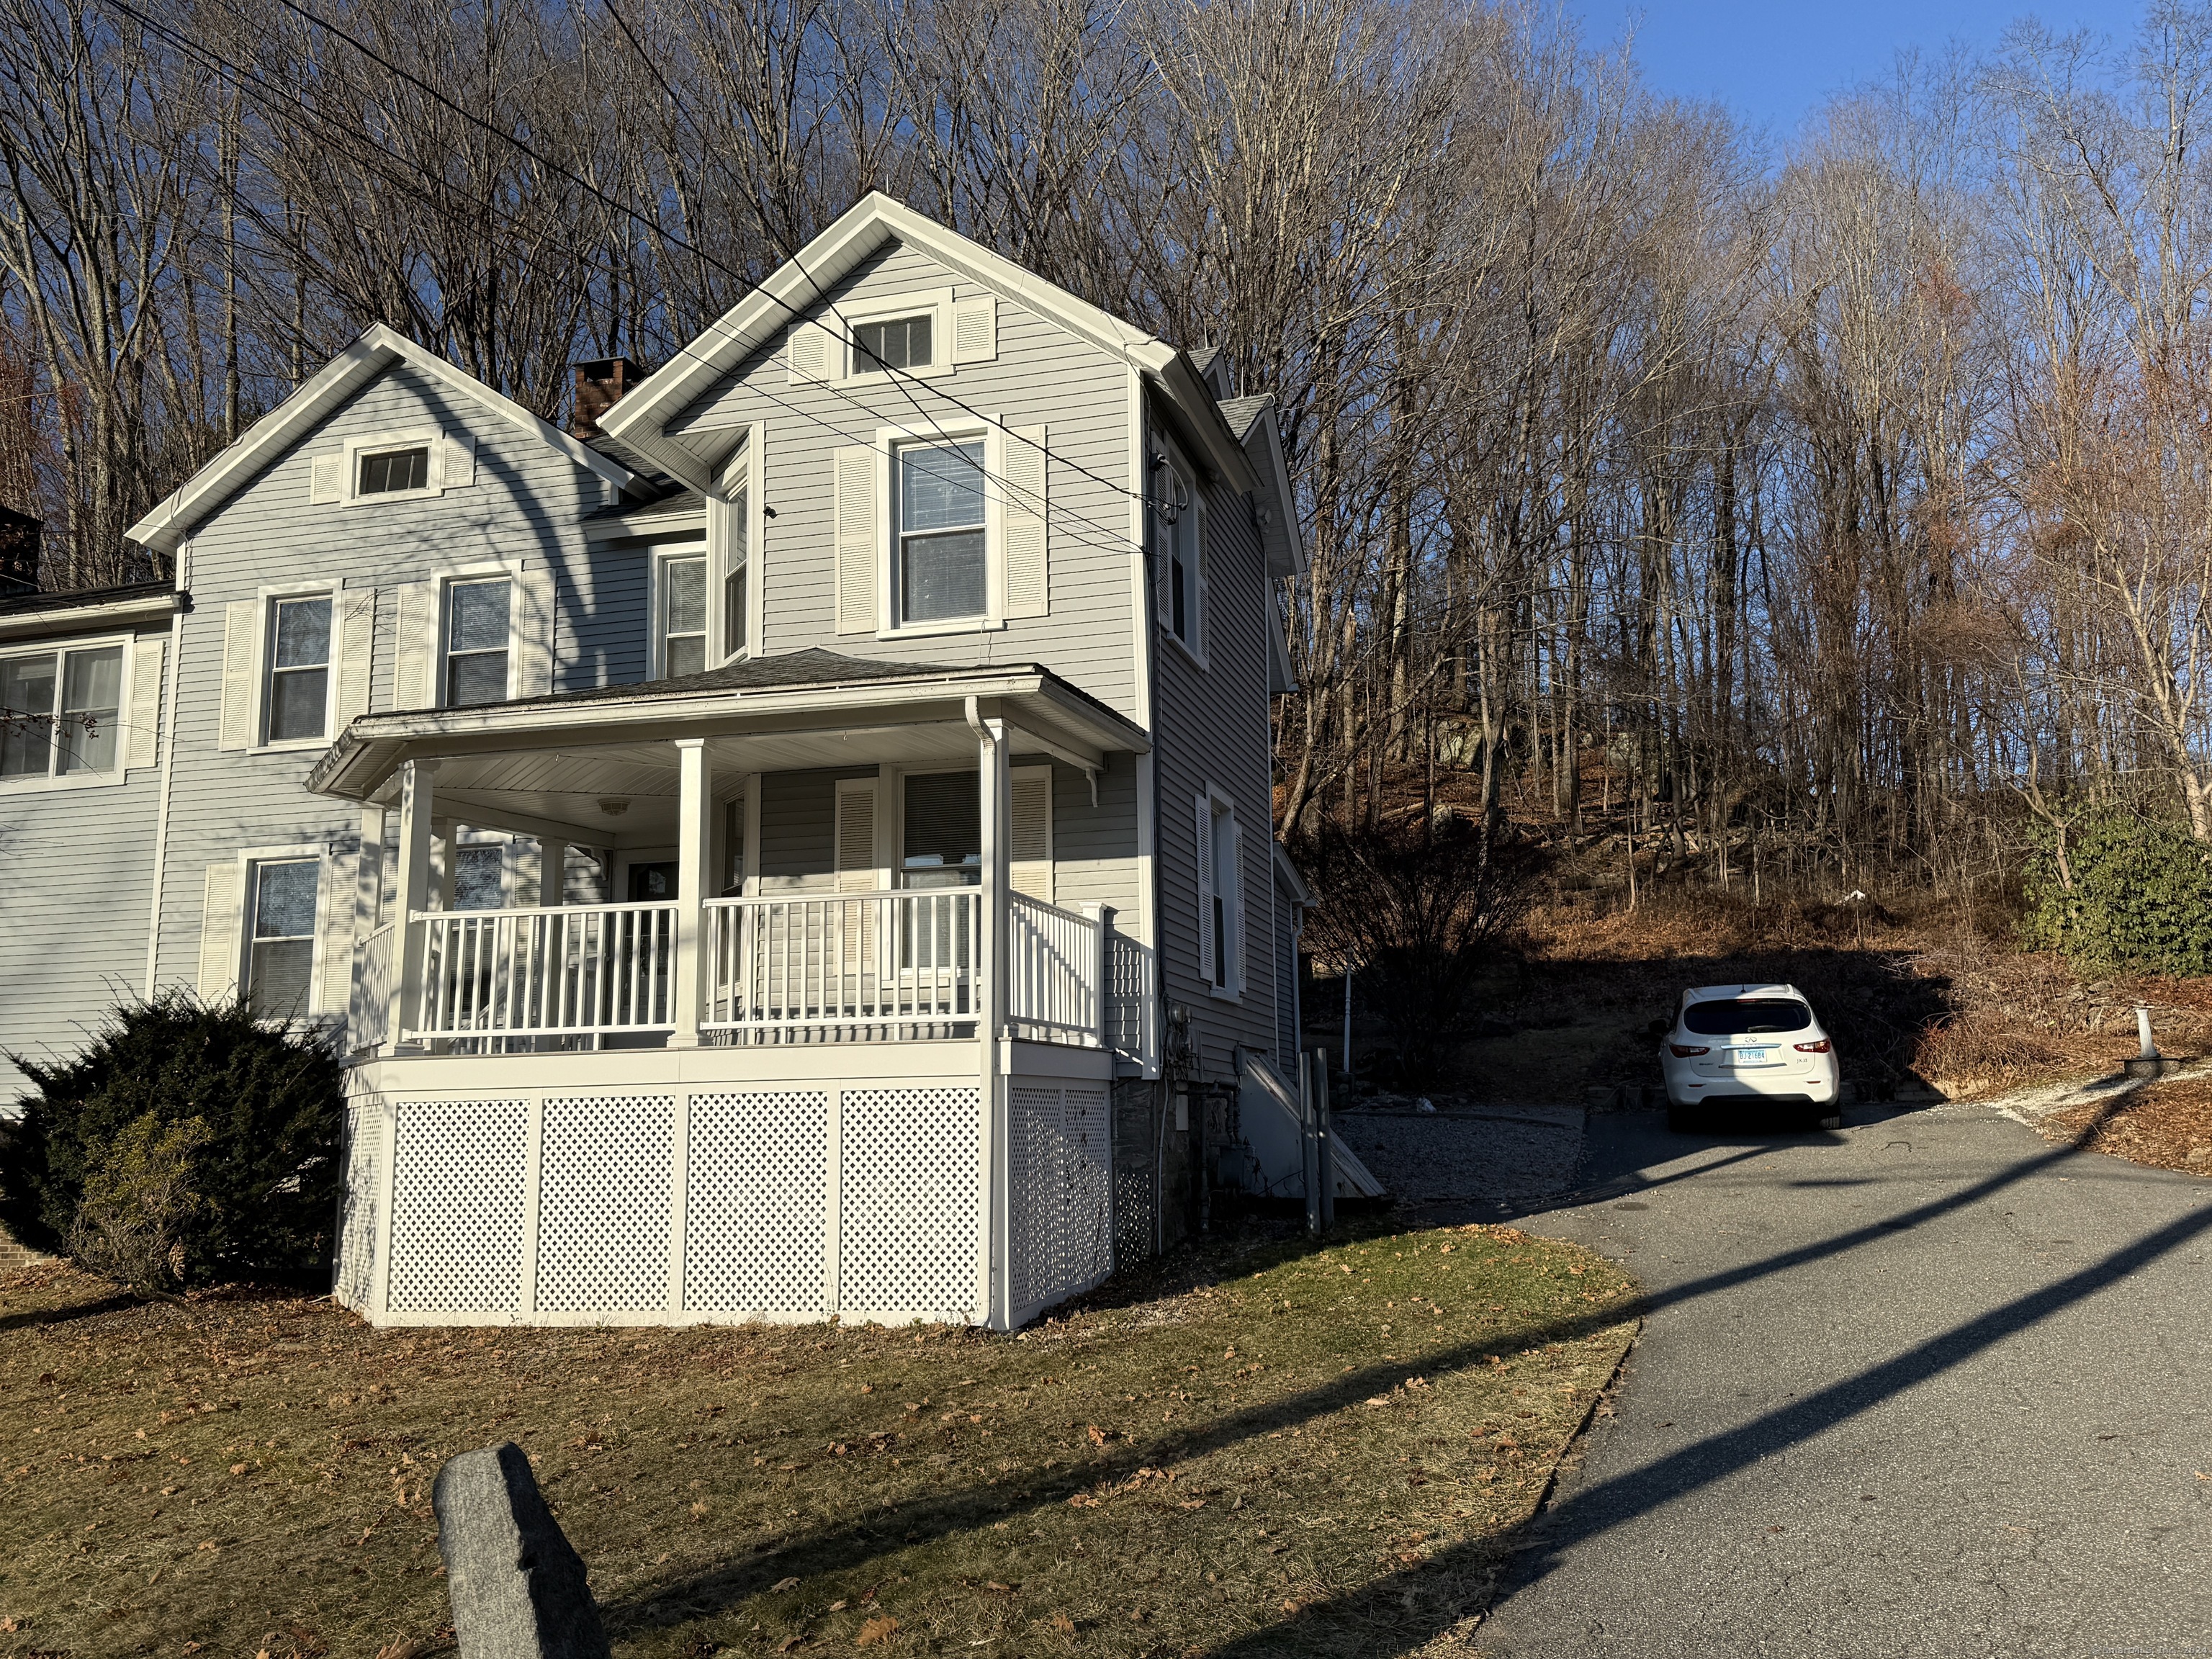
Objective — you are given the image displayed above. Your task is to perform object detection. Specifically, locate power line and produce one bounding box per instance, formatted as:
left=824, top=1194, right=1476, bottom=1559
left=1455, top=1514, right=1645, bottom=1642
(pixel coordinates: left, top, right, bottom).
left=98, top=0, right=1146, bottom=564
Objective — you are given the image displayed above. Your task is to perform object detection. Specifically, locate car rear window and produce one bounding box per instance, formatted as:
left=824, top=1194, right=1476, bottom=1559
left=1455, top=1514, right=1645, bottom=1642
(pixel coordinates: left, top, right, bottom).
left=1681, top=998, right=1813, bottom=1036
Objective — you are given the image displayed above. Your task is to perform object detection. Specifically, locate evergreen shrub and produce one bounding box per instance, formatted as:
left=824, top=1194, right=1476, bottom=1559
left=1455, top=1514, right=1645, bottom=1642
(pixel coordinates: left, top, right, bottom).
left=2022, top=810, right=2212, bottom=976
left=0, top=993, right=343, bottom=1285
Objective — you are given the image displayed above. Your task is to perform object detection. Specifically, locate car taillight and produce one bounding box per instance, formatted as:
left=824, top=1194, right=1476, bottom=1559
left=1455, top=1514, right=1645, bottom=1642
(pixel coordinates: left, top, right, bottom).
left=1794, top=1040, right=1830, bottom=1053
left=1669, top=1044, right=1710, bottom=1058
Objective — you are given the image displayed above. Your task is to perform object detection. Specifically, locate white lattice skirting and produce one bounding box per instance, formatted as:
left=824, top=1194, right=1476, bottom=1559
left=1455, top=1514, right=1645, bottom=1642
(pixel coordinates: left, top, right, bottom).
left=336, top=1058, right=1113, bottom=1328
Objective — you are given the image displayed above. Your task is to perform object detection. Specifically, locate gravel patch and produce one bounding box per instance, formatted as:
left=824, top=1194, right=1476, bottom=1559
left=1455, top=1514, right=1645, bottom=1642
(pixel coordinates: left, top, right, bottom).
left=1335, top=1105, right=1584, bottom=1205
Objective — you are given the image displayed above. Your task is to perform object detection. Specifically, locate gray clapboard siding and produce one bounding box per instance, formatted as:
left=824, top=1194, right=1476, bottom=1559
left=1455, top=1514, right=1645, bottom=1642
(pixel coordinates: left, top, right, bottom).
left=1035, top=752, right=1141, bottom=923
left=668, top=238, right=1139, bottom=724
left=757, top=767, right=878, bottom=881
left=153, top=361, right=613, bottom=1003
left=1148, top=431, right=1282, bottom=1078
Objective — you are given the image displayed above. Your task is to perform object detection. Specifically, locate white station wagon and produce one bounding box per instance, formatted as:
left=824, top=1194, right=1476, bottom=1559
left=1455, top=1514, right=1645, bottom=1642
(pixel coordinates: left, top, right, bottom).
left=1660, top=983, right=1842, bottom=1132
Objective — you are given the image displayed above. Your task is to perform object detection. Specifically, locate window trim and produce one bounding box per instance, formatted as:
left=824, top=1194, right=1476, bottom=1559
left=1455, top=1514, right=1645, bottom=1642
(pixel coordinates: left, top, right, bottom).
left=256, top=585, right=340, bottom=752
left=649, top=546, right=710, bottom=680
left=1201, top=783, right=1244, bottom=1002
left=0, top=630, right=138, bottom=793
left=834, top=287, right=956, bottom=386
left=874, top=419, right=1007, bottom=640
left=341, top=428, right=451, bottom=506
left=433, top=565, right=520, bottom=709
left=233, top=842, right=329, bottom=1017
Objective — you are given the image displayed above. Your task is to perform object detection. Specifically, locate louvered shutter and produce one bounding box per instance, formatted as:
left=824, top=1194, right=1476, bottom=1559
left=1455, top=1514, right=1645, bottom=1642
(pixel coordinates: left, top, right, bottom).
left=834, top=778, right=879, bottom=968
left=1195, top=794, right=1215, bottom=985
left=218, top=601, right=258, bottom=750
left=1010, top=765, right=1052, bottom=901
left=1002, top=424, right=1048, bottom=618
left=318, top=849, right=354, bottom=1017
left=440, top=433, right=476, bottom=488
left=787, top=319, right=836, bottom=384
left=335, top=588, right=375, bottom=727
left=197, top=862, right=242, bottom=1002
left=392, top=582, right=437, bottom=710
left=125, top=637, right=162, bottom=769
left=514, top=571, right=554, bottom=696
left=309, top=456, right=343, bottom=504
left=833, top=446, right=878, bottom=634
left=1153, top=502, right=1175, bottom=629
left=951, top=296, right=997, bottom=363
left=1192, top=499, right=1209, bottom=653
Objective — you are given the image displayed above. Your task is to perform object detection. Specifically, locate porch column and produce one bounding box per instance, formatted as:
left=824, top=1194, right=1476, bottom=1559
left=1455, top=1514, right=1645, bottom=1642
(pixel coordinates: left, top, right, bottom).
left=974, top=710, right=1012, bottom=1328
left=390, top=760, right=438, bottom=1053
left=672, top=737, right=711, bottom=1047
left=539, top=837, right=567, bottom=907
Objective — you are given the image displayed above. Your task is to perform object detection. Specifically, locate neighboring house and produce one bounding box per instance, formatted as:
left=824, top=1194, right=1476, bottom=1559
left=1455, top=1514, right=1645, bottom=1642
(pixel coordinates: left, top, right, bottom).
left=4, top=193, right=1323, bottom=1329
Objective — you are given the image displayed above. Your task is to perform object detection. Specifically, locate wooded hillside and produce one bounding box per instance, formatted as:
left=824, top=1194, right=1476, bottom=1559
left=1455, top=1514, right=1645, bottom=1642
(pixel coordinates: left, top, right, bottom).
left=6, top=0, right=2208, bottom=887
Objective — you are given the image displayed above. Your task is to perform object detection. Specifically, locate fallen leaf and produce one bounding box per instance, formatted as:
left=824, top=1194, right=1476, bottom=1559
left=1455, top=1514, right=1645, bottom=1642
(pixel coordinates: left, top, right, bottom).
left=775, top=1639, right=805, bottom=1654
left=828, top=1600, right=848, bottom=1613
left=197, top=1539, right=219, bottom=1552
left=1086, top=1425, right=1106, bottom=1447
left=855, top=1615, right=899, bottom=1646
left=772, top=1576, right=801, bottom=1593
left=1067, top=1493, right=1100, bottom=1509
left=984, top=1581, right=1013, bottom=1593
left=1363, top=1397, right=1390, bottom=1408
left=1049, top=1612, right=1076, bottom=1634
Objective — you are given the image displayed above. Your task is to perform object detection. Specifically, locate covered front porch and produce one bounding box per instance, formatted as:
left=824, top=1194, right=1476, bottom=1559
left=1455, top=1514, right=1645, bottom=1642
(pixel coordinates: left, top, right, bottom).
left=313, top=652, right=1155, bottom=1330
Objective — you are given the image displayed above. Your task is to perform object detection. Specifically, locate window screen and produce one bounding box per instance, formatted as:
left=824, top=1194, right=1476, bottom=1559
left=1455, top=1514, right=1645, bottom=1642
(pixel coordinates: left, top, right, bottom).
left=899, top=441, right=986, bottom=624
left=249, top=858, right=319, bottom=1017
left=444, top=577, right=511, bottom=706
left=268, top=595, right=331, bottom=742
left=724, top=485, right=749, bottom=657
left=454, top=845, right=505, bottom=910
left=359, top=446, right=430, bottom=495
left=903, top=770, right=979, bottom=883
left=854, top=314, right=932, bottom=372
left=661, top=554, right=706, bottom=677
left=1, top=645, right=123, bottom=780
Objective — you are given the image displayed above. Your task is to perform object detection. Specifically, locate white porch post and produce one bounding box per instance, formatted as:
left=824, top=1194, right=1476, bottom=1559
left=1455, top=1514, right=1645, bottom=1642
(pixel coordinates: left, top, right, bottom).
left=354, top=807, right=386, bottom=1046
left=673, top=737, right=711, bottom=1047
left=974, top=711, right=1012, bottom=1327
left=538, top=837, right=567, bottom=907
left=390, top=760, right=437, bottom=1052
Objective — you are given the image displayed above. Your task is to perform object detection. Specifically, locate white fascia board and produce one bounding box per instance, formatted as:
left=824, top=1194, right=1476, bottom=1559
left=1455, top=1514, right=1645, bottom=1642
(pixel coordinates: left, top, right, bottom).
left=1243, top=403, right=1306, bottom=577
left=1151, top=354, right=1259, bottom=494
left=604, top=191, right=1180, bottom=445
left=0, top=590, right=179, bottom=642
left=125, top=325, right=637, bottom=554
left=1273, top=839, right=1316, bottom=906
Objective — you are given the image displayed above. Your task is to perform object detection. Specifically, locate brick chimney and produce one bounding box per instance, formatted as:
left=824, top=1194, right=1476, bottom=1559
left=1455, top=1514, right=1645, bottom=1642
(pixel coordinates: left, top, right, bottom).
left=570, top=357, right=644, bottom=441
left=0, top=506, right=40, bottom=593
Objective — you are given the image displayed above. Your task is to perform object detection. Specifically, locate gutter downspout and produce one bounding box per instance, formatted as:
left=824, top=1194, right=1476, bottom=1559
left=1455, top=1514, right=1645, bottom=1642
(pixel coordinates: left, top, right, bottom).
left=143, top=565, right=188, bottom=997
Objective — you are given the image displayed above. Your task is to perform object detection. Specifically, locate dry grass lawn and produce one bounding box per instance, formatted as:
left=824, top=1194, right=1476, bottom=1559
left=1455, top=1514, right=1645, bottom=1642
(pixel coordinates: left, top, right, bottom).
left=0, top=1221, right=1636, bottom=1658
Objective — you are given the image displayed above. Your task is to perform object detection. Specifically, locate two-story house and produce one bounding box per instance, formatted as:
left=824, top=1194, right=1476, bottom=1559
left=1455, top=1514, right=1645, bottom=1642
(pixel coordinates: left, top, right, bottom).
left=1, top=194, right=1338, bottom=1330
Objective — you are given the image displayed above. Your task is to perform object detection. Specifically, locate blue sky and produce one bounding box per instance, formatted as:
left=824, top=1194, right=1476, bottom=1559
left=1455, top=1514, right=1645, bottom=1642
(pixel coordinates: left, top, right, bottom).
left=1568, top=0, right=2130, bottom=138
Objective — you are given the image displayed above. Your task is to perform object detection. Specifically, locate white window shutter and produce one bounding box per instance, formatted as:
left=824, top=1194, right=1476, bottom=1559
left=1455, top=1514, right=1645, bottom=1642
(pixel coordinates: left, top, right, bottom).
left=1010, top=765, right=1053, bottom=900
left=336, top=588, right=375, bottom=726
left=197, top=862, right=242, bottom=1002
left=392, top=582, right=437, bottom=710
left=1003, top=424, right=1048, bottom=618
left=832, top=446, right=878, bottom=634
left=318, top=849, right=353, bottom=1018
left=835, top=780, right=880, bottom=891
left=1154, top=506, right=1175, bottom=629
left=1226, top=817, right=1244, bottom=990
left=125, top=637, right=162, bottom=769
left=218, top=600, right=258, bottom=751
left=951, top=296, right=997, bottom=363
left=440, top=433, right=476, bottom=489
left=1194, top=500, right=1209, bottom=652
left=308, top=455, right=343, bottom=504
left=787, top=319, right=835, bottom=385
left=515, top=571, right=554, bottom=696
left=1195, top=794, right=1215, bottom=985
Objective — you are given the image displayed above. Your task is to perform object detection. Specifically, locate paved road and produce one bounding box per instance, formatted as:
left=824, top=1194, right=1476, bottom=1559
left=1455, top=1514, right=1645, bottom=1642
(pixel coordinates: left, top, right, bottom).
left=1475, top=1092, right=2212, bottom=1659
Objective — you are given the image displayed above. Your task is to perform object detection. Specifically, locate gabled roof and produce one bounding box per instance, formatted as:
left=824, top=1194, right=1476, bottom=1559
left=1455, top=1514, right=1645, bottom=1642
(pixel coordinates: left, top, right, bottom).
left=1223, top=397, right=1305, bottom=580
left=601, top=192, right=1256, bottom=495
left=126, top=324, right=639, bottom=555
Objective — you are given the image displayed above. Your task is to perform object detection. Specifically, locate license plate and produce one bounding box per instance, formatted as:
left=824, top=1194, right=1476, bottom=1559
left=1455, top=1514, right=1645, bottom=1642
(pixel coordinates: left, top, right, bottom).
left=1730, top=1048, right=1771, bottom=1066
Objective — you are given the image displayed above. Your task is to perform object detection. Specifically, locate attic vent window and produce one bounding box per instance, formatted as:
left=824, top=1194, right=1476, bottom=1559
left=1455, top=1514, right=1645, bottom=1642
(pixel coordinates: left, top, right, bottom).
left=854, top=315, right=932, bottom=373
left=359, top=446, right=430, bottom=495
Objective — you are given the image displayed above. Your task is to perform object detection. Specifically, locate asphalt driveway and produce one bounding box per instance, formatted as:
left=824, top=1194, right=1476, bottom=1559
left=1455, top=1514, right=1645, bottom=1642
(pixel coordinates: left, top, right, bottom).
left=1475, top=1089, right=2212, bottom=1658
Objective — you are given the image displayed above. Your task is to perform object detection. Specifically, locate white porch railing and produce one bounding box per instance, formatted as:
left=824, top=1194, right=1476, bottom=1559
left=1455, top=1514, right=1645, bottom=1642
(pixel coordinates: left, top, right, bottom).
left=350, top=922, right=397, bottom=1051
left=1105, top=930, right=1157, bottom=1071
left=702, top=891, right=979, bottom=1041
left=411, top=902, right=677, bottom=1038
left=1005, top=892, right=1102, bottom=1046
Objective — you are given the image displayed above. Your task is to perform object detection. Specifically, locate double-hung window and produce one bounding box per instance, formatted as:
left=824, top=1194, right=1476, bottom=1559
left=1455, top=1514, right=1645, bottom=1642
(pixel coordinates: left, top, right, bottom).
left=897, top=440, right=987, bottom=626
left=266, top=595, right=331, bottom=742
left=454, top=843, right=506, bottom=910
left=1, top=643, right=122, bottom=781
left=658, top=553, right=707, bottom=678
left=1162, top=467, right=1205, bottom=658
left=723, top=484, right=749, bottom=658
left=247, top=857, right=319, bottom=1016
left=444, top=577, right=511, bottom=706
left=1199, top=791, right=1242, bottom=996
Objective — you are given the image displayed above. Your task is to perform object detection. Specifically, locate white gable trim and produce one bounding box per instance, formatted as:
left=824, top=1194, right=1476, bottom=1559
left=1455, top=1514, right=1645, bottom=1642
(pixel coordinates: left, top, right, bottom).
left=602, top=192, right=1256, bottom=494
left=126, top=324, right=637, bottom=554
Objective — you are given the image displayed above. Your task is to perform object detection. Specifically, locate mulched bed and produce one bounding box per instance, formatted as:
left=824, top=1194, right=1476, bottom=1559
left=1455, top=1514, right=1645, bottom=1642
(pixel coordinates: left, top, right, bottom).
left=2042, top=1077, right=2212, bottom=1174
